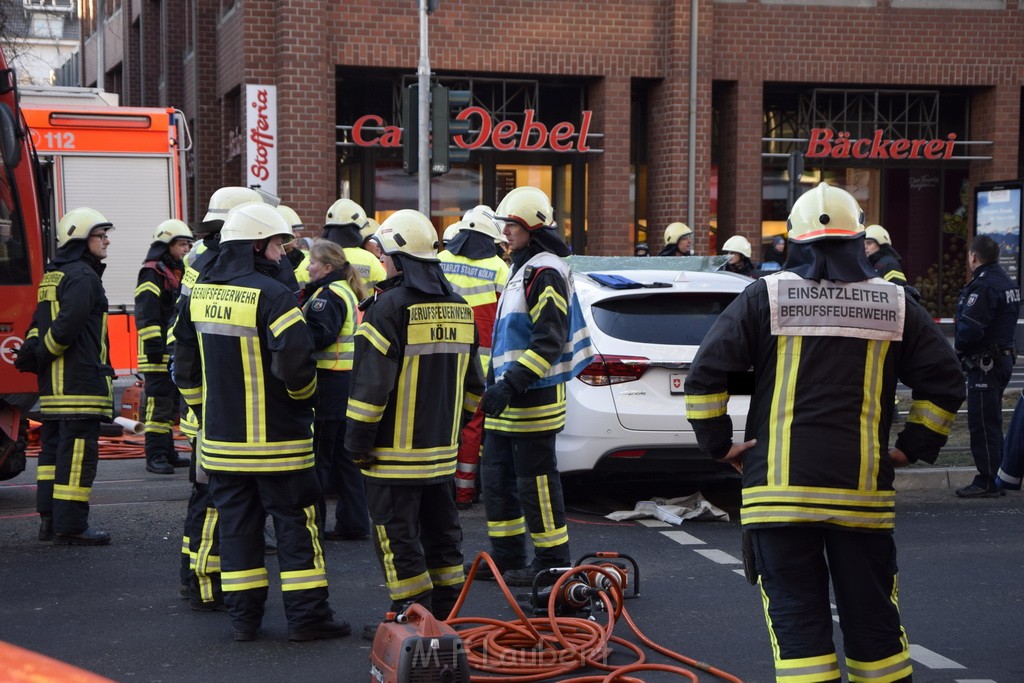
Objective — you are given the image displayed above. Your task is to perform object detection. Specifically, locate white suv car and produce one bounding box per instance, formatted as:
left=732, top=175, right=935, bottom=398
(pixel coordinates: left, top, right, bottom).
left=556, top=258, right=753, bottom=476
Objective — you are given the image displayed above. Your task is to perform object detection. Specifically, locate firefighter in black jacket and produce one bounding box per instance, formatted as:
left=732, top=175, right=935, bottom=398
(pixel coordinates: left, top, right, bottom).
left=864, top=224, right=909, bottom=286
left=136, top=219, right=193, bottom=475
left=954, top=233, right=1020, bottom=497
left=29, top=208, right=116, bottom=545
left=174, top=202, right=348, bottom=642
left=345, top=209, right=483, bottom=635
left=685, top=182, right=965, bottom=682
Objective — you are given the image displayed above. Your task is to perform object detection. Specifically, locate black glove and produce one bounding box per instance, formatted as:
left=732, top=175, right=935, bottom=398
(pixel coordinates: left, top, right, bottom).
left=352, top=452, right=377, bottom=470
left=482, top=380, right=516, bottom=418
left=12, top=337, right=39, bottom=374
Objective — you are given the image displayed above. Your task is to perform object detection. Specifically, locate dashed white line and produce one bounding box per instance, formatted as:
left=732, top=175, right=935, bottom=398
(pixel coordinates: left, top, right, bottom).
left=909, top=644, right=966, bottom=670
left=660, top=530, right=705, bottom=545
left=693, top=548, right=741, bottom=564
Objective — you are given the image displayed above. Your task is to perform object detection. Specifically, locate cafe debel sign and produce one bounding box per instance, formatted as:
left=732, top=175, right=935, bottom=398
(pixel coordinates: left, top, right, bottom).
left=805, top=128, right=957, bottom=161
left=352, top=107, right=594, bottom=152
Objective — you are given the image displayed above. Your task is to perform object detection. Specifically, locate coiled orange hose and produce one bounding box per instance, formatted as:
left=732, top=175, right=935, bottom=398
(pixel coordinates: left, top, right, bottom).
left=25, top=420, right=191, bottom=460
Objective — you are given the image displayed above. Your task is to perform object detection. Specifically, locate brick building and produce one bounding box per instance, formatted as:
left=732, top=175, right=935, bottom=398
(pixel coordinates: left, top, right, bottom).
left=79, top=0, right=1024, bottom=315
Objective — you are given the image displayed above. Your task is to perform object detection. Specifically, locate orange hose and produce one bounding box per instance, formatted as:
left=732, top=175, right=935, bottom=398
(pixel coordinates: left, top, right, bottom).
left=448, top=553, right=743, bottom=683
left=25, top=426, right=191, bottom=460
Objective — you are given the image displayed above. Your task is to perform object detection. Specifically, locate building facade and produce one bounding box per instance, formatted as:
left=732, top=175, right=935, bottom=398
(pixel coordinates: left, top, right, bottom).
left=2, top=0, right=80, bottom=85
left=78, top=0, right=1023, bottom=316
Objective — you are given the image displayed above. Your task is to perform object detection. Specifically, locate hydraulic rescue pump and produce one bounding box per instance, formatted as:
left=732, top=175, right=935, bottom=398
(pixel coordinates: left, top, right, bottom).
left=369, top=603, right=469, bottom=683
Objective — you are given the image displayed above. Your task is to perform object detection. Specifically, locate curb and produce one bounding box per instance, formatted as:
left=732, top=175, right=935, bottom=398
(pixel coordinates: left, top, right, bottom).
left=894, top=467, right=975, bottom=492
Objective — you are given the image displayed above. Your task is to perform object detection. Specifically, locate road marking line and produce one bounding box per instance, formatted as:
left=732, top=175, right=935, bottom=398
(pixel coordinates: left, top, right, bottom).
left=660, top=530, right=705, bottom=545
left=954, top=680, right=996, bottom=682
left=910, top=644, right=966, bottom=669
left=732, top=569, right=747, bottom=577
left=637, top=519, right=672, bottom=528
left=694, top=549, right=741, bottom=564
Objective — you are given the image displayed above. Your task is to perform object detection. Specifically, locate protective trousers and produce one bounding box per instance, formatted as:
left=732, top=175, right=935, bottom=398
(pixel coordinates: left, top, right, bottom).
left=481, top=432, right=570, bottom=570
left=208, top=469, right=332, bottom=634
left=36, top=419, right=100, bottom=535
left=183, top=481, right=222, bottom=605
left=966, top=357, right=1012, bottom=489
left=455, top=405, right=484, bottom=504
left=750, top=526, right=911, bottom=683
left=313, top=417, right=370, bottom=538
left=143, top=371, right=177, bottom=463
left=364, top=480, right=464, bottom=620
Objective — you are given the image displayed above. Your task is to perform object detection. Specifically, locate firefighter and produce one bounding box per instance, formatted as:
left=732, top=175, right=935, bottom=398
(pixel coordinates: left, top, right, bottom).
left=439, top=206, right=509, bottom=510
left=658, top=221, right=693, bottom=256
left=321, top=198, right=386, bottom=289
left=864, top=224, right=909, bottom=286
left=174, top=202, right=348, bottom=642
left=344, top=209, right=483, bottom=634
left=360, top=218, right=382, bottom=260
left=719, top=235, right=756, bottom=277
left=31, top=208, right=116, bottom=545
left=136, top=219, right=193, bottom=475
left=684, top=182, right=965, bottom=682
left=479, top=186, right=594, bottom=587
left=300, top=239, right=369, bottom=540
left=441, top=221, right=462, bottom=250
left=277, top=205, right=310, bottom=285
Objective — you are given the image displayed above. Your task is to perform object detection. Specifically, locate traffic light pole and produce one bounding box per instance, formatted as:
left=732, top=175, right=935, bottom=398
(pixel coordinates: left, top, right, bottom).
left=417, top=0, right=431, bottom=214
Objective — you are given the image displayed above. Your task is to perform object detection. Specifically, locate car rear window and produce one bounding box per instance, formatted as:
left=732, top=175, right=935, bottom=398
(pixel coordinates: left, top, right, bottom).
left=589, top=292, right=738, bottom=345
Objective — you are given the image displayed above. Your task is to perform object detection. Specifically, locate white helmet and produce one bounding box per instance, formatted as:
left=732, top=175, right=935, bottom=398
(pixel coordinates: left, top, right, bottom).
left=219, top=202, right=294, bottom=244
left=376, top=209, right=438, bottom=262
left=360, top=217, right=381, bottom=244
left=663, top=222, right=693, bottom=246
left=865, top=224, right=891, bottom=245
left=57, top=207, right=113, bottom=247
left=152, top=219, right=193, bottom=245
left=721, top=235, right=752, bottom=259
left=494, top=186, right=554, bottom=231
left=202, top=187, right=263, bottom=225
left=275, top=205, right=304, bottom=230
left=442, top=222, right=463, bottom=244
left=788, top=182, right=865, bottom=243
left=324, top=198, right=369, bottom=229
left=462, top=206, right=508, bottom=244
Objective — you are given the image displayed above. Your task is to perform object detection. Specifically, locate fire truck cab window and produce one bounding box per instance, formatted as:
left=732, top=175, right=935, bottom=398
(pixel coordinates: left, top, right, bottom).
left=0, top=167, right=29, bottom=285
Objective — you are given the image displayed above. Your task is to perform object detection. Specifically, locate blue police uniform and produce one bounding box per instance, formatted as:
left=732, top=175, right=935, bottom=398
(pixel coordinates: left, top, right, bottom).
left=954, top=260, right=1020, bottom=494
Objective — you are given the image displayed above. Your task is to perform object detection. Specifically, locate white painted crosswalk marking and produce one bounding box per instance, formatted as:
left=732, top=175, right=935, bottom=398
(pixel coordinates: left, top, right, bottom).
left=637, top=519, right=672, bottom=528
left=910, top=644, right=966, bottom=669
left=660, top=530, right=705, bottom=545
left=694, top=548, right=741, bottom=564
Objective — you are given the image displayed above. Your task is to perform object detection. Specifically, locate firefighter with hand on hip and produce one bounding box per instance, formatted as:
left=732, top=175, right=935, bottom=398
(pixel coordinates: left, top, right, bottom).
left=135, top=219, right=193, bottom=475
left=479, top=186, right=594, bottom=587
left=685, top=182, right=964, bottom=682
left=174, top=202, right=348, bottom=642
left=23, top=208, right=115, bottom=545
left=954, top=233, right=1020, bottom=498
left=344, top=209, right=484, bottom=637
left=438, top=205, right=510, bottom=510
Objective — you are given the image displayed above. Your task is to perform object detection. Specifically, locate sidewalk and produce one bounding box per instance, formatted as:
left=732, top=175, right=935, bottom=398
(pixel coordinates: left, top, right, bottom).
left=894, top=466, right=976, bottom=492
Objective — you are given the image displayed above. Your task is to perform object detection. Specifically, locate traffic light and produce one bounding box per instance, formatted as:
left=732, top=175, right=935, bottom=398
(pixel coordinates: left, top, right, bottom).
left=430, top=85, right=472, bottom=176
left=402, top=84, right=418, bottom=174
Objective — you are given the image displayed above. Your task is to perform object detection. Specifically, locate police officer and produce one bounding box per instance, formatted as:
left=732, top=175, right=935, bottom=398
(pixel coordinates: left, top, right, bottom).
left=345, top=209, right=483, bottom=635
left=136, top=220, right=193, bottom=475
left=954, top=234, right=1020, bottom=498
left=30, top=208, right=116, bottom=546
left=174, top=202, right=348, bottom=642
left=864, top=224, right=909, bottom=286
left=658, top=221, right=693, bottom=256
left=719, top=235, right=756, bottom=277
left=321, top=198, right=386, bottom=289
left=439, top=206, right=510, bottom=509
left=480, top=186, right=594, bottom=587
left=685, top=182, right=964, bottom=682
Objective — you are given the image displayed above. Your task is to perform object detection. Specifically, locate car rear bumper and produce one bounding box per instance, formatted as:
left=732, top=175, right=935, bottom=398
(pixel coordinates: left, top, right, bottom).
left=556, top=429, right=745, bottom=475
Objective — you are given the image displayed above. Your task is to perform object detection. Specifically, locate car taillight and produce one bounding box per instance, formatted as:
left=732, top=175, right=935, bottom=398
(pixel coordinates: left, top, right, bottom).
left=576, top=354, right=650, bottom=386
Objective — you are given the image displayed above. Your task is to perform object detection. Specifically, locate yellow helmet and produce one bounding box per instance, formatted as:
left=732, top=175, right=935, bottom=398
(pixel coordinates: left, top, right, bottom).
left=376, top=209, right=438, bottom=262
left=360, top=217, right=380, bottom=243
left=219, top=202, right=294, bottom=245
left=202, top=187, right=263, bottom=225
left=494, top=186, right=554, bottom=231
left=324, top=198, right=369, bottom=229
left=152, top=219, right=193, bottom=245
left=275, top=205, right=304, bottom=231
left=462, top=206, right=508, bottom=244
left=57, top=207, right=113, bottom=247
left=721, top=235, right=752, bottom=259
left=442, top=222, right=463, bottom=244
left=865, top=224, right=891, bottom=245
left=787, top=182, right=865, bottom=243
left=663, top=222, right=693, bottom=245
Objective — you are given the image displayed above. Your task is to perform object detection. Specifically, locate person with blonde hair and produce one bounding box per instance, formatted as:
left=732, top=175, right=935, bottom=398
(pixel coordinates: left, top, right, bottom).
left=302, top=239, right=370, bottom=540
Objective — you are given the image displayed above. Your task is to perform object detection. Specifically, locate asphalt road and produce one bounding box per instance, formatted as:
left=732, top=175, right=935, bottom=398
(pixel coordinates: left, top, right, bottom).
left=1, top=459, right=1021, bottom=682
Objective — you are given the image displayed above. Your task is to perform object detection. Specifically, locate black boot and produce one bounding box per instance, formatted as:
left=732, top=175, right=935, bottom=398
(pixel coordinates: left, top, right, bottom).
left=146, top=453, right=174, bottom=475
left=54, top=528, right=111, bottom=546
left=38, top=514, right=53, bottom=542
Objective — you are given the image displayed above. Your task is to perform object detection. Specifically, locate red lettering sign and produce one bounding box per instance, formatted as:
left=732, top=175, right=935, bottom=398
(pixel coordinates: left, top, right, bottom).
left=249, top=88, right=274, bottom=181
left=805, top=128, right=957, bottom=160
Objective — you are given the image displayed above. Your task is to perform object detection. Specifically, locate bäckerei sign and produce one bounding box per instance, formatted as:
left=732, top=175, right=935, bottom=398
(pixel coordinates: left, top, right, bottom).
left=805, top=128, right=957, bottom=160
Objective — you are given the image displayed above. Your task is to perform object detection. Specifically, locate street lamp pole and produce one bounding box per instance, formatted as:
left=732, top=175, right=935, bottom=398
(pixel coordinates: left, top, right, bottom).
left=417, top=0, right=431, bottom=214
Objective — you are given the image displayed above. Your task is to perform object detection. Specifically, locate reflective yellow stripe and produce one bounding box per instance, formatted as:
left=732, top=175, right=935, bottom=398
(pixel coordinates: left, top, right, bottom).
left=768, top=336, right=801, bottom=487
left=136, top=324, right=162, bottom=341
left=530, top=285, right=567, bottom=321
left=134, top=281, right=161, bottom=298
left=280, top=568, right=328, bottom=591
left=882, top=270, right=906, bottom=283
left=44, top=329, right=67, bottom=355
left=775, top=652, right=840, bottom=683
left=181, top=535, right=190, bottom=555
left=37, top=465, right=55, bottom=481
left=288, top=376, right=317, bottom=401
left=741, top=505, right=895, bottom=529
left=684, top=391, right=729, bottom=420
left=532, top=526, right=569, bottom=548
left=268, top=308, right=303, bottom=337
left=846, top=646, right=912, bottom=682
left=487, top=517, right=527, bottom=538
left=196, top=507, right=219, bottom=601
left=179, top=386, right=203, bottom=405
left=304, top=504, right=325, bottom=571
left=356, top=322, right=391, bottom=356
left=69, top=437, right=85, bottom=487
left=517, top=349, right=550, bottom=376
left=427, top=564, right=465, bottom=588
left=387, top=571, right=434, bottom=601
left=346, top=397, right=386, bottom=423
left=199, top=453, right=314, bottom=473
left=907, top=400, right=955, bottom=437
left=859, top=340, right=888, bottom=491
left=53, top=484, right=91, bottom=502
left=221, top=568, right=269, bottom=592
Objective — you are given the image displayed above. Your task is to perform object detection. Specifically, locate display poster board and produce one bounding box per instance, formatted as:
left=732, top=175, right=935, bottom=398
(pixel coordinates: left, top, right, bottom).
left=975, top=181, right=1023, bottom=286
